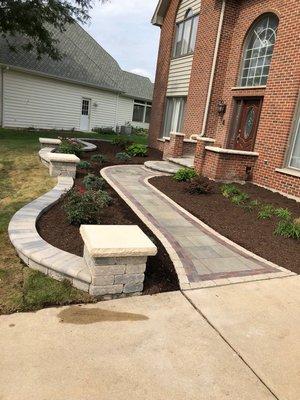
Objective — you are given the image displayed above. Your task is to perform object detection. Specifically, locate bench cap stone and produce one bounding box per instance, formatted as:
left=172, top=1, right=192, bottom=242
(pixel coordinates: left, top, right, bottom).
left=80, top=225, right=158, bottom=257
left=39, top=138, right=62, bottom=145
left=48, top=153, right=80, bottom=163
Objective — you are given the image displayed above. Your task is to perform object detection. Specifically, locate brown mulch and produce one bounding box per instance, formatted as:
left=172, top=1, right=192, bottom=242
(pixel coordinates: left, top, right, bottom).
left=150, top=176, right=300, bottom=274
left=38, top=141, right=179, bottom=295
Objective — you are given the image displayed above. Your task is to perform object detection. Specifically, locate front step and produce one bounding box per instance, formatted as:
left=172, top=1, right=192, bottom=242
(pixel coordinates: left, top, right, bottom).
left=168, top=156, right=195, bottom=168
left=144, top=160, right=181, bottom=174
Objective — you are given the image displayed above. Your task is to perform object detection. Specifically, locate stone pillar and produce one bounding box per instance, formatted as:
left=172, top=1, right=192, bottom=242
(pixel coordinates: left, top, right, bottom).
left=48, top=153, right=80, bottom=178
left=39, top=138, right=62, bottom=149
left=194, top=137, right=216, bottom=174
left=80, top=225, right=157, bottom=297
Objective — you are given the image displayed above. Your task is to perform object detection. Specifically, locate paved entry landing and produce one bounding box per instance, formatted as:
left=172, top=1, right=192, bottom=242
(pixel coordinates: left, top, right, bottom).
left=102, top=165, right=294, bottom=290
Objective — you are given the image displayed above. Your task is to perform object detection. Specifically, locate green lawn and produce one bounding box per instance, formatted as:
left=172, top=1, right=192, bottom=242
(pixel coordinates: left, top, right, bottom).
left=0, top=128, right=147, bottom=314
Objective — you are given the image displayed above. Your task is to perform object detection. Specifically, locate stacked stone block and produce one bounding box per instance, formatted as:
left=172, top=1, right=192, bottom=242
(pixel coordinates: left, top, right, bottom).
left=48, top=153, right=80, bottom=179
left=80, top=225, right=157, bottom=297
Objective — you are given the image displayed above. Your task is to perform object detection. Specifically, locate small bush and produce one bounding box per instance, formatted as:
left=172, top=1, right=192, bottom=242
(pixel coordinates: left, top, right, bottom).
left=112, top=136, right=133, bottom=149
left=116, top=152, right=132, bottom=162
left=83, top=174, right=106, bottom=191
left=91, top=154, right=108, bottom=164
left=274, top=219, right=300, bottom=240
left=242, top=199, right=260, bottom=212
left=187, top=175, right=212, bottom=195
left=57, top=139, right=82, bottom=157
left=231, top=192, right=249, bottom=206
left=274, top=207, right=292, bottom=220
left=63, top=189, right=112, bottom=225
left=258, top=204, right=275, bottom=220
left=126, top=144, right=148, bottom=157
left=220, top=183, right=242, bottom=198
left=131, top=126, right=148, bottom=136
left=173, top=168, right=197, bottom=182
left=92, top=126, right=115, bottom=134
left=77, top=161, right=91, bottom=170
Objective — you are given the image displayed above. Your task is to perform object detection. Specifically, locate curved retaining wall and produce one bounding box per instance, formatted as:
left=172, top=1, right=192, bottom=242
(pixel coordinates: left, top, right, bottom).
left=8, top=138, right=98, bottom=292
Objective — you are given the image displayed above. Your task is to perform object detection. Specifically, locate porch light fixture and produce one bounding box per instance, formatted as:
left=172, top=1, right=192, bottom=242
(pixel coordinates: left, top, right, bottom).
left=217, top=100, right=227, bottom=116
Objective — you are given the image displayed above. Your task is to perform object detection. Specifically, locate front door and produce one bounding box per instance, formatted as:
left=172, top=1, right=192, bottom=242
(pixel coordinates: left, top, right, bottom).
left=232, top=98, right=262, bottom=151
left=80, top=98, right=91, bottom=131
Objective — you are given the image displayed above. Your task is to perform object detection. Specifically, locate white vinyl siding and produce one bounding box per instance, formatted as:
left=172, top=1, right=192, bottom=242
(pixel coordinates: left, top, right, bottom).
left=3, top=70, right=118, bottom=130
left=167, top=54, right=194, bottom=96
left=176, top=0, right=201, bottom=22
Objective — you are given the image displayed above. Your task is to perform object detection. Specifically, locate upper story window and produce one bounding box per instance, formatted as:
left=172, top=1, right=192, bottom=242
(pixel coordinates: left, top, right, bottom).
left=173, top=8, right=199, bottom=58
left=133, top=100, right=152, bottom=124
left=239, top=14, right=279, bottom=87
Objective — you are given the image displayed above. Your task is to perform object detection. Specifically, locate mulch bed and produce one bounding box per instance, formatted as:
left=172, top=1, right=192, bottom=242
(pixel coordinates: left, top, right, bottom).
left=150, top=176, right=300, bottom=274
left=38, top=141, right=179, bottom=295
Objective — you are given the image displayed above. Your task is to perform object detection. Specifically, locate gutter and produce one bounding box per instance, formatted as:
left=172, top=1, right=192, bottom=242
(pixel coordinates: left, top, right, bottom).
left=201, top=0, right=226, bottom=136
left=1, top=66, right=4, bottom=127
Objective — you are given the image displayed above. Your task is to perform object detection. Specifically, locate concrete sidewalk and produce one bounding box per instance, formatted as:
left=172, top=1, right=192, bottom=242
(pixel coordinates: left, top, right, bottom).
left=0, top=276, right=299, bottom=399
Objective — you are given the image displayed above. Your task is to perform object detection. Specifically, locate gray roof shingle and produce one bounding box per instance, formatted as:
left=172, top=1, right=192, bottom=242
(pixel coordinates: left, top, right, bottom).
left=0, top=22, right=153, bottom=101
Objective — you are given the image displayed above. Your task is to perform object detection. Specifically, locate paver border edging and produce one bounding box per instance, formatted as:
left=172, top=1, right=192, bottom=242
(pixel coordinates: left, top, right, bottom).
left=101, top=165, right=294, bottom=291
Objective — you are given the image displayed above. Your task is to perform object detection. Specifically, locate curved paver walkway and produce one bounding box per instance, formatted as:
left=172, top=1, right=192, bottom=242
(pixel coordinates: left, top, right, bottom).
left=102, top=165, right=294, bottom=290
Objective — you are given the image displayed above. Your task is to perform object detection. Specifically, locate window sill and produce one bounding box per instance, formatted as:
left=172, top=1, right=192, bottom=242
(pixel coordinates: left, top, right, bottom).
left=231, top=86, right=266, bottom=91
left=171, top=53, right=194, bottom=61
left=275, top=168, right=300, bottom=178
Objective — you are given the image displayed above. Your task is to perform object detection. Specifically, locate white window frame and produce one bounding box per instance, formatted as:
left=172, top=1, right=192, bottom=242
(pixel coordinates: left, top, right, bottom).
left=239, top=14, right=279, bottom=88
left=173, top=9, right=199, bottom=59
left=286, top=94, right=300, bottom=171
left=132, top=100, right=152, bottom=124
left=161, top=97, right=186, bottom=138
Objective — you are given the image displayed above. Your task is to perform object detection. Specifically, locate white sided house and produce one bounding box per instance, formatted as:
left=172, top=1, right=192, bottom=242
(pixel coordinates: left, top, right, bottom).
left=0, top=23, right=153, bottom=132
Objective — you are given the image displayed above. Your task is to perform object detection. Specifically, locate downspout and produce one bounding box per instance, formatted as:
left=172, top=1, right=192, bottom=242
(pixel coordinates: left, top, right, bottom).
left=201, top=0, right=226, bottom=136
left=114, top=93, right=120, bottom=132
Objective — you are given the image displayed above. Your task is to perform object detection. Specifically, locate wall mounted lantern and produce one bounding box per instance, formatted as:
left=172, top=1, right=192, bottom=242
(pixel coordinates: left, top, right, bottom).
left=217, top=100, right=227, bottom=116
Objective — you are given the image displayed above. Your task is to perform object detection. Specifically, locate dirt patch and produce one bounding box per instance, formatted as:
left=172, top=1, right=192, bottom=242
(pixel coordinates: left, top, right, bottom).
left=58, top=305, right=148, bottom=324
left=149, top=176, right=300, bottom=274
left=38, top=141, right=179, bottom=295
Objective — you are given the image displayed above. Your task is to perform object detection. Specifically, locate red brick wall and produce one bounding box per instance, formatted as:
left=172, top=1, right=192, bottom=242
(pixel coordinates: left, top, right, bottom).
left=149, top=0, right=300, bottom=198
left=148, top=0, right=181, bottom=148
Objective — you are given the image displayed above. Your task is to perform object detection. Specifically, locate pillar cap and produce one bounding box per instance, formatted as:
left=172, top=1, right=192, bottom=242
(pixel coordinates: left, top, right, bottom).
left=80, top=225, right=158, bottom=258
left=39, top=138, right=62, bottom=145
left=48, top=153, right=80, bottom=163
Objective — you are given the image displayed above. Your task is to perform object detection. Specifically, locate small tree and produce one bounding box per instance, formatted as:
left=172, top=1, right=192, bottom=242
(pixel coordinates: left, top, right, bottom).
left=0, top=0, right=107, bottom=60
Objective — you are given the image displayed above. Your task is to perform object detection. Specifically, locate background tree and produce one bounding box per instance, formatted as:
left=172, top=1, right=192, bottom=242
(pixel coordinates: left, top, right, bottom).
left=0, top=0, right=107, bottom=60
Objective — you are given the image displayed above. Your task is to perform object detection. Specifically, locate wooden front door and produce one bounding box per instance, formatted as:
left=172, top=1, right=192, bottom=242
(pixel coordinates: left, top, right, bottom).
left=232, top=98, right=262, bottom=151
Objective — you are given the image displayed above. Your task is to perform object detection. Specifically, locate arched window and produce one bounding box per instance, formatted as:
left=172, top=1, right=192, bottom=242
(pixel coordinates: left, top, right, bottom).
left=173, top=8, right=199, bottom=58
left=240, top=14, right=279, bottom=87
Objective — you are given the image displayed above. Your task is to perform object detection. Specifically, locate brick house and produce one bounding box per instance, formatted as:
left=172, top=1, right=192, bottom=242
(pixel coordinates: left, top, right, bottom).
left=149, top=0, right=300, bottom=198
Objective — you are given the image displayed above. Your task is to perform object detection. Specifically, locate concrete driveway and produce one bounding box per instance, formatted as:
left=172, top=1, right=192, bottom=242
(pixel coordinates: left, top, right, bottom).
left=0, top=276, right=299, bottom=400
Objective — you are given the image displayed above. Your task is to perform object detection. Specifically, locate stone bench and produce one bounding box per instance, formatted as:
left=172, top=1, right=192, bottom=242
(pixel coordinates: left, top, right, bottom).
left=80, top=225, right=157, bottom=296
left=49, top=153, right=80, bottom=178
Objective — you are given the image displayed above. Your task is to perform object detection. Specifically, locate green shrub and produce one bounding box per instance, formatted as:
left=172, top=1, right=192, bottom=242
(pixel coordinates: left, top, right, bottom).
left=173, top=168, right=197, bottom=182
left=131, top=126, right=148, bottom=136
left=63, top=189, right=112, bottom=225
left=92, top=126, right=115, bottom=134
left=91, top=154, right=108, bottom=164
left=126, top=144, right=148, bottom=157
left=83, top=174, right=106, bottom=191
left=242, top=199, right=260, bottom=212
left=274, top=219, right=300, bottom=240
left=274, top=207, right=292, bottom=220
left=116, top=152, right=132, bottom=162
left=57, top=139, right=82, bottom=157
left=258, top=204, right=275, bottom=220
left=112, top=136, right=133, bottom=149
left=231, top=192, right=249, bottom=206
left=187, top=175, right=212, bottom=194
left=77, top=161, right=91, bottom=170
left=220, top=183, right=242, bottom=198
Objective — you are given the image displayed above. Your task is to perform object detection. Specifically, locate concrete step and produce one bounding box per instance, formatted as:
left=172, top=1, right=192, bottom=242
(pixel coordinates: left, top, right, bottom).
left=144, top=160, right=181, bottom=174
left=168, top=156, right=195, bottom=168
